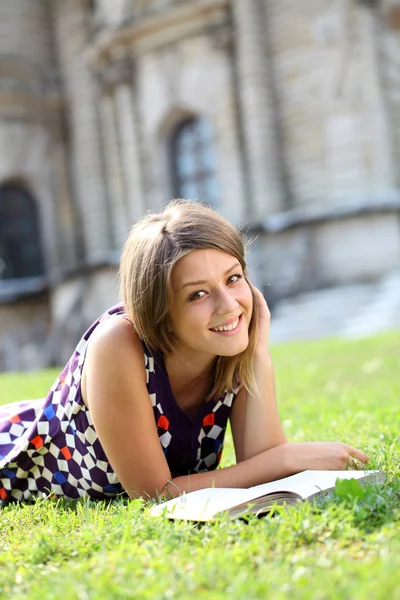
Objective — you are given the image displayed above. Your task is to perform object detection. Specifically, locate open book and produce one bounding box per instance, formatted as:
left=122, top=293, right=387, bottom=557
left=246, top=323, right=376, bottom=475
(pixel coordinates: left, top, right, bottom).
left=150, top=470, right=385, bottom=522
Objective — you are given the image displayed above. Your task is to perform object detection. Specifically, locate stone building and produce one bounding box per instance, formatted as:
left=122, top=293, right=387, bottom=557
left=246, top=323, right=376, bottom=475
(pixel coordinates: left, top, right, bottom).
left=0, top=0, right=400, bottom=370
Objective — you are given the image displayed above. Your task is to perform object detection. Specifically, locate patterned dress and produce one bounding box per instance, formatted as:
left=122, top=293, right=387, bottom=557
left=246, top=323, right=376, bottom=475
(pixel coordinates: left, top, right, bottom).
left=0, top=303, right=238, bottom=503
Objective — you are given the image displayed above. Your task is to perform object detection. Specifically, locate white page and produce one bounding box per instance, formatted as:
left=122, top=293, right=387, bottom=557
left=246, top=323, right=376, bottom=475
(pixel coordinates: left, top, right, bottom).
left=245, top=470, right=381, bottom=499
left=150, top=487, right=255, bottom=521
left=150, top=473, right=311, bottom=520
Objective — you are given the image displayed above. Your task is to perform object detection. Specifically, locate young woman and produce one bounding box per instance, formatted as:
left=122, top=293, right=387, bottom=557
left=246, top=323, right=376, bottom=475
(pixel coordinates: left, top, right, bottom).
left=0, top=201, right=369, bottom=503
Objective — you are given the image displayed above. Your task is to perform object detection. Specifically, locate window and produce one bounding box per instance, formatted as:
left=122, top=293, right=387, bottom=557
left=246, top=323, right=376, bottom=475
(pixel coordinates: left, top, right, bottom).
left=0, top=185, right=45, bottom=280
left=170, top=116, right=219, bottom=206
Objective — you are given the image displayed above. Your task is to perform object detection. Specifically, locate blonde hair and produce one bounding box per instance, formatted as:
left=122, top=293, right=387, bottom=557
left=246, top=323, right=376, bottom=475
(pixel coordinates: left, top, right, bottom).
left=119, top=200, right=259, bottom=399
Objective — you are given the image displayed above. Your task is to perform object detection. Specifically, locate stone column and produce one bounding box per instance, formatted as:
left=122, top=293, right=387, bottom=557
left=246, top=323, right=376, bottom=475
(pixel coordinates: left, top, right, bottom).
left=99, top=92, right=129, bottom=249
left=52, top=0, right=112, bottom=264
left=361, top=5, right=398, bottom=191
left=114, top=81, right=146, bottom=225
left=232, top=0, right=285, bottom=219
left=46, top=101, right=83, bottom=270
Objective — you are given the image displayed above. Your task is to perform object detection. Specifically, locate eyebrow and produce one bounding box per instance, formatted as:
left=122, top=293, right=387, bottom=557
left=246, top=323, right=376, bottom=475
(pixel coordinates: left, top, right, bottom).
left=180, top=262, right=241, bottom=291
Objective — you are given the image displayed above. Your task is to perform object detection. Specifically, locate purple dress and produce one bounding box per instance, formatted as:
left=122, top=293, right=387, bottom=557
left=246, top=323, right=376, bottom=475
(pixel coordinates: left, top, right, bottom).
left=0, top=303, right=238, bottom=503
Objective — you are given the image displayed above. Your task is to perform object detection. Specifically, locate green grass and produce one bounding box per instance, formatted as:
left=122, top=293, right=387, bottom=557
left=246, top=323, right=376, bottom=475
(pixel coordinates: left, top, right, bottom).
left=0, top=332, right=399, bottom=600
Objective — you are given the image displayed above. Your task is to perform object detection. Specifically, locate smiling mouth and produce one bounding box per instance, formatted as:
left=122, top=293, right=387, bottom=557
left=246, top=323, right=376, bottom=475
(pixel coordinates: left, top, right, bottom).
left=209, top=315, right=241, bottom=333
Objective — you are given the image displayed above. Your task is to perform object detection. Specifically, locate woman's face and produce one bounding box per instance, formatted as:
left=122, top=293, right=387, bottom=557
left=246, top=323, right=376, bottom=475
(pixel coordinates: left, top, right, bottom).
left=168, top=249, right=253, bottom=363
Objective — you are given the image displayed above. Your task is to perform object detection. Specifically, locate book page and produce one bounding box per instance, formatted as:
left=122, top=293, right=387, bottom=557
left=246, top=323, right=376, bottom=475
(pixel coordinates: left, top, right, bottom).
left=150, top=487, right=260, bottom=521
left=248, top=470, right=383, bottom=500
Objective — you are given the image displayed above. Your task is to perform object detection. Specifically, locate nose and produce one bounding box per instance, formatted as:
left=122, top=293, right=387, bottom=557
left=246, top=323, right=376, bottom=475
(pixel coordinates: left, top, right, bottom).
left=215, top=286, right=239, bottom=315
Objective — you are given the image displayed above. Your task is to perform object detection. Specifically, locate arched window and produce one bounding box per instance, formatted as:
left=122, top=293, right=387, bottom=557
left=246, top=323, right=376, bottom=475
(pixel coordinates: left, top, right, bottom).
left=0, top=184, right=45, bottom=280
left=170, top=116, right=219, bottom=206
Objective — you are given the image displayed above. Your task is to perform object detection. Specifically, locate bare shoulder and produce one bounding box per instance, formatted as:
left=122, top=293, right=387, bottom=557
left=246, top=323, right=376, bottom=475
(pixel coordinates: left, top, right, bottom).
left=87, top=314, right=144, bottom=360
left=81, top=314, right=146, bottom=405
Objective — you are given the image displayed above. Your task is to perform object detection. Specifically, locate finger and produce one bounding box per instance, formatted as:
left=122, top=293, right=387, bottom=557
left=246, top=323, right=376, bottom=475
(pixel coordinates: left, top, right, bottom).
left=348, top=449, right=370, bottom=468
left=248, top=282, right=270, bottom=314
left=345, top=445, right=370, bottom=464
left=351, top=448, right=370, bottom=465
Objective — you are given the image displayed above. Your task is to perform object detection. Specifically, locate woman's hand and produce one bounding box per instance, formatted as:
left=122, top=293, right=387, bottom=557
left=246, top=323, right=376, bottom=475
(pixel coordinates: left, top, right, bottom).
left=249, top=282, right=271, bottom=358
left=282, top=442, right=370, bottom=472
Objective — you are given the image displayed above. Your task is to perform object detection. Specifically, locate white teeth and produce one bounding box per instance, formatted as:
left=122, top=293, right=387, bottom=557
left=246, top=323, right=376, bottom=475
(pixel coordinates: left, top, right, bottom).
left=211, top=317, right=239, bottom=332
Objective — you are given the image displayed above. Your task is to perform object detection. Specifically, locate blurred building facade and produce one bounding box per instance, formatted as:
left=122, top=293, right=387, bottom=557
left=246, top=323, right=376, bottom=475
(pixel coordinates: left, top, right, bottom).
left=0, top=0, right=400, bottom=370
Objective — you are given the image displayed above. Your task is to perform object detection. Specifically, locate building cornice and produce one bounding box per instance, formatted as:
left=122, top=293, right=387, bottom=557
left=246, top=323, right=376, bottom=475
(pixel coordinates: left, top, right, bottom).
left=86, top=0, right=230, bottom=68
left=249, top=195, right=400, bottom=234
left=0, top=276, right=49, bottom=304
left=0, top=91, right=65, bottom=124
left=0, top=90, right=63, bottom=108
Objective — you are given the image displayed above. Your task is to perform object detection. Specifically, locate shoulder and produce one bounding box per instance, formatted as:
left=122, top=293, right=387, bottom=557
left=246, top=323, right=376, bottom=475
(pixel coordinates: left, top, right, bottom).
left=85, top=314, right=147, bottom=382
left=90, top=312, right=136, bottom=345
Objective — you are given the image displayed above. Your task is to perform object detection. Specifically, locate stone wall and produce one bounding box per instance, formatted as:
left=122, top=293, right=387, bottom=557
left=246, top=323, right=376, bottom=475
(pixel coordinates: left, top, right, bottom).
left=380, top=0, right=400, bottom=188
left=267, top=0, right=398, bottom=206
left=249, top=209, right=400, bottom=304
left=0, top=0, right=76, bottom=276
left=0, top=296, right=50, bottom=372
left=0, top=0, right=53, bottom=65
left=49, top=264, right=120, bottom=365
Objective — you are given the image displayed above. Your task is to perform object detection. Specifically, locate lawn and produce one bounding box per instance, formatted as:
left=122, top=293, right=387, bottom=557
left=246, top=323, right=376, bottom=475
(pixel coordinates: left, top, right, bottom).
left=0, top=332, right=399, bottom=600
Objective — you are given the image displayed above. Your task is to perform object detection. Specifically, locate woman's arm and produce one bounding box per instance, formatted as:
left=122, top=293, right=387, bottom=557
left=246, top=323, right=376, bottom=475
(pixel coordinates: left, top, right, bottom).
left=229, top=355, right=287, bottom=463
left=230, top=283, right=286, bottom=463
left=166, top=441, right=370, bottom=497
left=84, top=317, right=173, bottom=499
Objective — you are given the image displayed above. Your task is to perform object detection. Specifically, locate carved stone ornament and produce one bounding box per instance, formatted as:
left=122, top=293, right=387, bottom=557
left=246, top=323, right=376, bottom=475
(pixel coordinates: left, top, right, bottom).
left=95, top=55, right=133, bottom=92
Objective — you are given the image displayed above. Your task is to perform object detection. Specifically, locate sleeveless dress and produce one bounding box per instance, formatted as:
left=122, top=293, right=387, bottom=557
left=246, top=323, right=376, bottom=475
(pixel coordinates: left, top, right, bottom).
left=0, top=303, right=239, bottom=503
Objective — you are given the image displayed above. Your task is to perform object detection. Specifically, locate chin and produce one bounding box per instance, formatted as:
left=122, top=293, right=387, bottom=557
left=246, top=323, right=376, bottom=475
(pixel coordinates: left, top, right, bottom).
left=218, top=339, right=249, bottom=358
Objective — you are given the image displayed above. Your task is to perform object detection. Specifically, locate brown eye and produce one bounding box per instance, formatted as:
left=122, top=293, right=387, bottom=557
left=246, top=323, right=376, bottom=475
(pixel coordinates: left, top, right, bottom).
left=227, top=273, right=243, bottom=284
left=188, top=290, right=207, bottom=302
